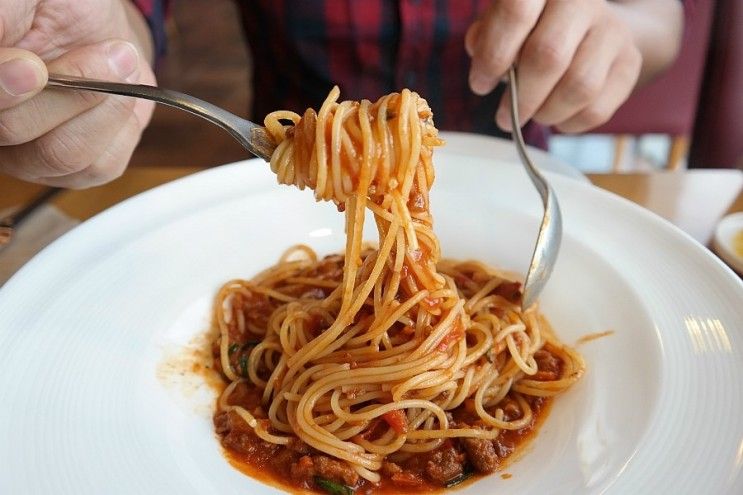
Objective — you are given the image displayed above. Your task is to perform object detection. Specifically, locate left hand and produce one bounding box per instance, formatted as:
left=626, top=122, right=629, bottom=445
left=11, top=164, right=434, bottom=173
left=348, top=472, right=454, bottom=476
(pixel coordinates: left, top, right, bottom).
left=466, top=0, right=643, bottom=133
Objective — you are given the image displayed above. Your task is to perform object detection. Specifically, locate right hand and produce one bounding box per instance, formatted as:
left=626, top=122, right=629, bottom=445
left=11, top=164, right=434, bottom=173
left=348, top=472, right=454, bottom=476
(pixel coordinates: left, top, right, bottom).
left=0, top=0, right=156, bottom=188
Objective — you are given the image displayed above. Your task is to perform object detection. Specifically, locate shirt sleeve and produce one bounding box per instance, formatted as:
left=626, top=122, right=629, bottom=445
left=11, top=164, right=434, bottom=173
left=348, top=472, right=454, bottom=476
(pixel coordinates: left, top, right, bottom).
left=130, top=0, right=169, bottom=60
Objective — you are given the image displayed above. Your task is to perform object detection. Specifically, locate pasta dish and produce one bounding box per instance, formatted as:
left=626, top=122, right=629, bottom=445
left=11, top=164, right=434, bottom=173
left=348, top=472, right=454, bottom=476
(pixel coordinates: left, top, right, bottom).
left=210, top=88, right=584, bottom=493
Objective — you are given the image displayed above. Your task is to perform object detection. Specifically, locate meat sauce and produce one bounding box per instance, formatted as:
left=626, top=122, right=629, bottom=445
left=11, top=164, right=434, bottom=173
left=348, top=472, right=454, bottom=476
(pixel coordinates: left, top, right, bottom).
left=213, top=343, right=561, bottom=494
left=212, top=255, right=564, bottom=493
left=215, top=388, right=554, bottom=494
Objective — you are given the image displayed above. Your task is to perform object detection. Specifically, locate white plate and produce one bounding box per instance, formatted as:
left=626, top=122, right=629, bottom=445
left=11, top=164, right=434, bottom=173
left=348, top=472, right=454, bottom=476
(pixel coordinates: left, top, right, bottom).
left=1, top=151, right=742, bottom=495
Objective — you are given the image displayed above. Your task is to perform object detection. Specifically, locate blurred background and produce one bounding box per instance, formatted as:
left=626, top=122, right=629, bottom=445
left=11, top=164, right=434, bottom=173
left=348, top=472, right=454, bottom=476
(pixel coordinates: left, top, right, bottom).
left=131, top=0, right=742, bottom=173
left=3, top=0, right=742, bottom=283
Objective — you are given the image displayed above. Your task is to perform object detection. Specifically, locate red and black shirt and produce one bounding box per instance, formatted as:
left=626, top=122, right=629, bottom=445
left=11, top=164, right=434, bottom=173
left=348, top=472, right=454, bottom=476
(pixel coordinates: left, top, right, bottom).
left=133, top=0, right=547, bottom=146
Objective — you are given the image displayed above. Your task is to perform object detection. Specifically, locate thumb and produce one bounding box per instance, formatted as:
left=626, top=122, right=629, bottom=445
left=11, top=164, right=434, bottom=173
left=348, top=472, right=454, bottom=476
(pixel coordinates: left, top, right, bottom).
left=0, top=48, right=47, bottom=108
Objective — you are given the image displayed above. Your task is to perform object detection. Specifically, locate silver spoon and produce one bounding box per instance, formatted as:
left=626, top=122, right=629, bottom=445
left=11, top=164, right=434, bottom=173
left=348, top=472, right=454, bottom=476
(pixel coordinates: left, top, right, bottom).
left=506, top=67, right=563, bottom=311
left=46, top=74, right=276, bottom=160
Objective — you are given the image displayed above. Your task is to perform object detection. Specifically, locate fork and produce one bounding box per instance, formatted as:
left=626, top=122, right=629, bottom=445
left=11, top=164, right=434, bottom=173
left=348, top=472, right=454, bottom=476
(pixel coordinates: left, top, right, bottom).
left=46, top=74, right=276, bottom=161
left=47, top=72, right=562, bottom=310
left=0, top=187, right=62, bottom=249
left=506, top=67, right=563, bottom=311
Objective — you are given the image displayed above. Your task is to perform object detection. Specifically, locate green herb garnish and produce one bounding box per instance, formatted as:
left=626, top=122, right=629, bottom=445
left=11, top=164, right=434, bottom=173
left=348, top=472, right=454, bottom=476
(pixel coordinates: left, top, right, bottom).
left=228, top=343, right=240, bottom=355
left=238, top=354, right=249, bottom=377
left=444, top=465, right=474, bottom=488
left=314, top=476, right=354, bottom=495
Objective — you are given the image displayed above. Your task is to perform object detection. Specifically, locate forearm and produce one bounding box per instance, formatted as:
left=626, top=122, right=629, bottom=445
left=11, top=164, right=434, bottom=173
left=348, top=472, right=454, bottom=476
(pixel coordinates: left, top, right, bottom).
left=610, top=0, right=683, bottom=85
left=121, top=0, right=155, bottom=64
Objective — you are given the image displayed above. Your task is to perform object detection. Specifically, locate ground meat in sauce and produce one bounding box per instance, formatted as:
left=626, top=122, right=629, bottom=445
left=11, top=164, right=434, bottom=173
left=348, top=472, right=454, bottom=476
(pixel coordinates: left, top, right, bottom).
left=213, top=410, right=230, bottom=435
left=380, top=461, right=403, bottom=476
left=424, top=444, right=465, bottom=483
left=308, top=255, right=344, bottom=281
left=229, top=292, right=273, bottom=339
left=226, top=381, right=263, bottom=412
left=290, top=455, right=315, bottom=483
left=390, top=470, right=425, bottom=487
left=217, top=398, right=551, bottom=492
left=493, top=438, right=515, bottom=459
left=315, top=455, right=360, bottom=486
left=301, top=287, right=326, bottom=300
left=215, top=410, right=279, bottom=459
left=289, top=454, right=360, bottom=487
left=492, top=281, right=522, bottom=302
left=215, top=349, right=559, bottom=493
left=462, top=437, right=500, bottom=473
left=287, top=437, right=312, bottom=454
left=534, top=348, right=562, bottom=381
left=500, top=397, right=522, bottom=422
left=272, top=447, right=300, bottom=478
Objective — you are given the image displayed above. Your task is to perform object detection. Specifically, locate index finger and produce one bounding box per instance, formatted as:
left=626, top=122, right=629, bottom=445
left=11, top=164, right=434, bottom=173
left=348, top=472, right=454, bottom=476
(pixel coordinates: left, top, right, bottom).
left=468, top=0, right=545, bottom=95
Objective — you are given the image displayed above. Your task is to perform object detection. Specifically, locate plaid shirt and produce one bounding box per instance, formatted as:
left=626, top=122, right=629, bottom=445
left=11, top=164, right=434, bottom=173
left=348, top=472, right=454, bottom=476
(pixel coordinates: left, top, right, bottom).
left=133, top=0, right=546, bottom=146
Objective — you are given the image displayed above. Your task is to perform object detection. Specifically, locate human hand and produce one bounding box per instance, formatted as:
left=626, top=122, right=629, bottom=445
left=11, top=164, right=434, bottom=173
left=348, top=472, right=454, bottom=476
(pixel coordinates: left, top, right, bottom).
left=0, top=0, right=155, bottom=188
left=466, top=0, right=644, bottom=133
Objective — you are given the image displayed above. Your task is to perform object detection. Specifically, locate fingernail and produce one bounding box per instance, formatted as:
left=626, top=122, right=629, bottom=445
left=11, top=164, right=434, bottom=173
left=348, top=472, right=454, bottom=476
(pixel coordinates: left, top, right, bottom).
left=0, top=58, right=43, bottom=96
left=469, top=72, right=493, bottom=96
left=107, top=41, right=139, bottom=80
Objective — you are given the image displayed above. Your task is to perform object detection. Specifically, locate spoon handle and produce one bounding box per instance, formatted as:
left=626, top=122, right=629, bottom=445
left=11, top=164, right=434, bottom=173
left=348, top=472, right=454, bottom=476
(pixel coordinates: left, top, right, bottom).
left=46, top=74, right=275, bottom=160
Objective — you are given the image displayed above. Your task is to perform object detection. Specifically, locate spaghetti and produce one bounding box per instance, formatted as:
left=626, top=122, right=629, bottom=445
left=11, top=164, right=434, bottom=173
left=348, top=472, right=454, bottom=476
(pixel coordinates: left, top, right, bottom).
left=211, top=88, right=584, bottom=492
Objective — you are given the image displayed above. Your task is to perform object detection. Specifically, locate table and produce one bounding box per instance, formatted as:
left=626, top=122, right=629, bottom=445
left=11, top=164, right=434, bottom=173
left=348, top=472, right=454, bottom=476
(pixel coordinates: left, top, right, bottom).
left=1, top=167, right=742, bottom=280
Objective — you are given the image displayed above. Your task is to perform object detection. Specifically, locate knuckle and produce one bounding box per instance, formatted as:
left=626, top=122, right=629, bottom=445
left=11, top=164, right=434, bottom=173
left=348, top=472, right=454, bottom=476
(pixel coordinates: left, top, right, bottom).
left=106, top=159, right=128, bottom=182
left=107, top=94, right=137, bottom=116
left=614, top=48, right=642, bottom=87
left=99, top=151, right=130, bottom=181
left=498, top=1, right=532, bottom=25
left=77, top=164, right=124, bottom=189
left=601, top=12, right=623, bottom=33
left=80, top=158, right=129, bottom=189
left=628, top=46, right=643, bottom=71
left=481, top=49, right=510, bottom=74
left=109, top=159, right=128, bottom=180
left=526, top=39, right=569, bottom=72
left=77, top=87, right=104, bottom=107
left=581, top=105, right=612, bottom=129
left=465, top=21, right=480, bottom=56
left=36, top=131, right=92, bottom=176
left=563, top=71, right=604, bottom=103
left=54, top=50, right=106, bottom=79
left=91, top=118, right=140, bottom=182
left=532, top=106, right=561, bottom=126
left=0, top=115, right=29, bottom=146
left=51, top=58, right=111, bottom=106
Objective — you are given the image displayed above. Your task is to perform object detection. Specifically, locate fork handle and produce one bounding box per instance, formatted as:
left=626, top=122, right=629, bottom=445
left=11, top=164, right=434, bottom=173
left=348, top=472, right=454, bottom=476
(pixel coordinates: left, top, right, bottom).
left=46, top=74, right=275, bottom=160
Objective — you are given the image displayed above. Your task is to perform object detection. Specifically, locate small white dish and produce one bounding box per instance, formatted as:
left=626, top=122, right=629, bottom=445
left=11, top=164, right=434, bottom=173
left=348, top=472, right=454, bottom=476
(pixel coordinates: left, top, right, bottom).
left=713, top=211, right=743, bottom=274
